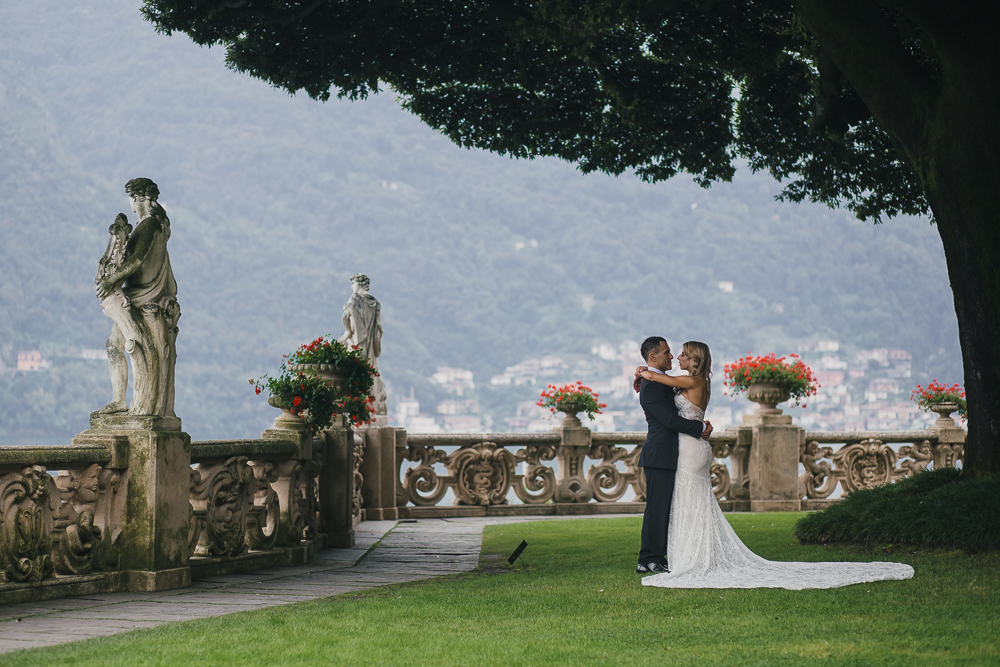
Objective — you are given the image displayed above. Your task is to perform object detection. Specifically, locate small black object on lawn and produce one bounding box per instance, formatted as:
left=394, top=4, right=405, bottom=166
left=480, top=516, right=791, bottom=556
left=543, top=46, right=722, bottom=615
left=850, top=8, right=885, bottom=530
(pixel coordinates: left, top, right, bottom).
left=508, top=540, right=528, bottom=565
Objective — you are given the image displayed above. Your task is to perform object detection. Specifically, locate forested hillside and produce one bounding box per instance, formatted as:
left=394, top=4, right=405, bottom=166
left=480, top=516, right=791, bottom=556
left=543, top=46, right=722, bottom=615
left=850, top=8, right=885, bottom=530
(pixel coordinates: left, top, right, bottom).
left=0, top=0, right=961, bottom=440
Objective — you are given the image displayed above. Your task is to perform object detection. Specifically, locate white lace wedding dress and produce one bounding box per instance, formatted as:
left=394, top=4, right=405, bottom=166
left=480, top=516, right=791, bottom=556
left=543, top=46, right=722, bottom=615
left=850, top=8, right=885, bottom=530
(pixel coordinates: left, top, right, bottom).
left=642, top=393, right=914, bottom=589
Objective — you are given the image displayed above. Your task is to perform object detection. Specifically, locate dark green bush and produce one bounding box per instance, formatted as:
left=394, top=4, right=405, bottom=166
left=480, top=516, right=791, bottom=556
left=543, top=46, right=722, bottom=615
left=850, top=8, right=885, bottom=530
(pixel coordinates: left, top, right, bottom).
left=793, top=467, right=1000, bottom=551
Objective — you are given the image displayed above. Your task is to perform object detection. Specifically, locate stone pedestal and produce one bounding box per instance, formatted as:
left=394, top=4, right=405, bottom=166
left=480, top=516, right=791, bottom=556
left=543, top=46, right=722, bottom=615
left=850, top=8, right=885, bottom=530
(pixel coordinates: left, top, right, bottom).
left=554, top=420, right=594, bottom=503
left=73, top=415, right=191, bottom=591
left=359, top=427, right=384, bottom=520
left=357, top=425, right=400, bottom=521
left=318, top=425, right=355, bottom=547
left=928, top=410, right=966, bottom=469
left=379, top=427, right=398, bottom=521
left=741, top=409, right=803, bottom=512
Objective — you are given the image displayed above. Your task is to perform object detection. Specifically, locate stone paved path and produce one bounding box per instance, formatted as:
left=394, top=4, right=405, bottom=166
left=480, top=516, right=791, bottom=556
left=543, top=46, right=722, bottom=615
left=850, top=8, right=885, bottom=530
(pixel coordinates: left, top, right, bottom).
left=0, top=515, right=631, bottom=654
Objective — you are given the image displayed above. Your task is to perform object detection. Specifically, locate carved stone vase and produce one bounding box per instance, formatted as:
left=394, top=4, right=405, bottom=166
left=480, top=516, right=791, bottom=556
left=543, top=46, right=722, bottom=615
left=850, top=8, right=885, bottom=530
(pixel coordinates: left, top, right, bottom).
left=557, top=405, right=585, bottom=428
left=271, top=364, right=350, bottom=430
left=745, top=382, right=791, bottom=415
left=928, top=401, right=961, bottom=428
left=288, top=364, right=349, bottom=395
left=267, top=394, right=307, bottom=430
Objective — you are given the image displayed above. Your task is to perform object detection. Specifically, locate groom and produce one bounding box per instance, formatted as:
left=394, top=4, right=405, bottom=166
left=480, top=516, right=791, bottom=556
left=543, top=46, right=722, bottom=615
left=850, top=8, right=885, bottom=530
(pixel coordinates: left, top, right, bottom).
left=636, top=336, right=712, bottom=574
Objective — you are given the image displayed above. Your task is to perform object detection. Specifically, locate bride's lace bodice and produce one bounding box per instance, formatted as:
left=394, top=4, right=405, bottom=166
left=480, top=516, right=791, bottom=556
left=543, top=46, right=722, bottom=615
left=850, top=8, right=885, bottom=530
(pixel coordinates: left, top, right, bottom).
left=674, top=392, right=705, bottom=420
left=640, top=389, right=914, bottom=590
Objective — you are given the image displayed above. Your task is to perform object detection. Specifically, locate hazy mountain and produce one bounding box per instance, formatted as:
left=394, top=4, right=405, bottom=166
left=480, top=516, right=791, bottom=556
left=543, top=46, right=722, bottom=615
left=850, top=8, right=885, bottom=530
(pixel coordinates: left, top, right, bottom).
left=0, top=0, right=961, bottom=440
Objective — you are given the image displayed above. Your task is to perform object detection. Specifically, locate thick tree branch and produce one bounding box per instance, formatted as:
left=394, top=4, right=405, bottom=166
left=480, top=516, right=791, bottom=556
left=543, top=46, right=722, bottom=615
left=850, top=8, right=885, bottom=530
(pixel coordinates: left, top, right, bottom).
left=791, top=0, right=935, bottom=163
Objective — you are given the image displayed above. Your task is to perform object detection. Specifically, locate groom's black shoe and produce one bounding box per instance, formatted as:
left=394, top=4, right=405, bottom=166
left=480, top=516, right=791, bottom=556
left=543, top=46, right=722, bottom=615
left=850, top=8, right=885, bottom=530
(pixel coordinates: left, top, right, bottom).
left=636, top=561, right=670, bottom=574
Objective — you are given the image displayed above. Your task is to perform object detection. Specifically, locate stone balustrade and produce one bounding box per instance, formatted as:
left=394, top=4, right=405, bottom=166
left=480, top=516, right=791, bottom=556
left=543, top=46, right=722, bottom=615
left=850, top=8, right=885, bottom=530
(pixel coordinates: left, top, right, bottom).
left=381, top=427, right=745, bottom=517
left=0, top=412, right=359, bottom=604
left=351, top=410, right=964, bottom=518
left=0, top=407, right=964, bottom=605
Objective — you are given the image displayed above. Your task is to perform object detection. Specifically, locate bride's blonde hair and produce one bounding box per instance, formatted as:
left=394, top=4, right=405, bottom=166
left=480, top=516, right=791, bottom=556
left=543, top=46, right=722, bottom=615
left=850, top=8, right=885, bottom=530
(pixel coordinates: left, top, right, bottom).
left=683, top=341, right=712, bottom=398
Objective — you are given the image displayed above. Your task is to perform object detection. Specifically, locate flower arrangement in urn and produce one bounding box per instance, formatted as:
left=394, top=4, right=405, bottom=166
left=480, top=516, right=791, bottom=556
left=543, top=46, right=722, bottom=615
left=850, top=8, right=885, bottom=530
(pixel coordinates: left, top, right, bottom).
left=536, top=381, right=607, bottom=421
left=723, top=352, right=818, bottom=409
left=250, top=335, right=379, bottom=433
left=911, top=380, right=967, bottom=422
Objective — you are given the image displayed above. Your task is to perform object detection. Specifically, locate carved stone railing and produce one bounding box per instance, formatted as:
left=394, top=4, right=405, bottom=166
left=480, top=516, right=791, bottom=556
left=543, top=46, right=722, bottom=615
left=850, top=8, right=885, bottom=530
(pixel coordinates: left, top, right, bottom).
left=354, top=411, right=965, bottom=518
left=0, top=444, right=126, bottom=601
left=380, top=424, right=743, bottom=517
left=798, top=429, right=964, bottom=509
left=187, top=438, right=322, bottom=574
left=0, top=412, right=360, bottom=604
left=0, top=404, right=966, bottom=603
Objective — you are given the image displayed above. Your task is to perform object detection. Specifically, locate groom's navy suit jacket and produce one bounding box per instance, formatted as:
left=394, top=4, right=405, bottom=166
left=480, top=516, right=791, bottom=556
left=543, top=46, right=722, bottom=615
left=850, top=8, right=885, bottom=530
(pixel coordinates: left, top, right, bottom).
left=637, top=379, right=705, bottom=470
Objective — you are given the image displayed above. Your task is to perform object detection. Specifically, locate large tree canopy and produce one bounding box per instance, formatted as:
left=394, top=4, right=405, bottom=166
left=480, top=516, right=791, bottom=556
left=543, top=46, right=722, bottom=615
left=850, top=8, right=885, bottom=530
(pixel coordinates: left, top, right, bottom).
left=141, top=0, right=999, bottom=474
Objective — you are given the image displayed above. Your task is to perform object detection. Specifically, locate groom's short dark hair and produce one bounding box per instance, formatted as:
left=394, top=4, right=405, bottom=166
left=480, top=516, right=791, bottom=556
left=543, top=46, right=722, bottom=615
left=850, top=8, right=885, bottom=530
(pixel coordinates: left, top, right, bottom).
left=641, top=336, right=667, bottom=362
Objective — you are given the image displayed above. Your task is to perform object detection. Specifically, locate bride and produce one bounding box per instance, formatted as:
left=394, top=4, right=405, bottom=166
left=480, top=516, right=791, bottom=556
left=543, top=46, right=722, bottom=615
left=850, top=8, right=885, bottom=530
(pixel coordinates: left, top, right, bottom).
left=635, top=341, right=913, bottom=589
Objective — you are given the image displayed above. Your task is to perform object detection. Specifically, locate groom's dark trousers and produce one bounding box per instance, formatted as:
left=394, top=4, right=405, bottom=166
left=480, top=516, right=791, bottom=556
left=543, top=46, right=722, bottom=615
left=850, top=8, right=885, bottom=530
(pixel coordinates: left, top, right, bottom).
left=637, top=379, right=705, bottom=566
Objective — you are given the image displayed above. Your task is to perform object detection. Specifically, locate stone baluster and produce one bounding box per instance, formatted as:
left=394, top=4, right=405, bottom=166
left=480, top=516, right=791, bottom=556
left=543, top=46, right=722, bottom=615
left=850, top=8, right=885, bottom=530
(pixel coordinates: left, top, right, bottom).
left=554, top=414, right=594, bottom=503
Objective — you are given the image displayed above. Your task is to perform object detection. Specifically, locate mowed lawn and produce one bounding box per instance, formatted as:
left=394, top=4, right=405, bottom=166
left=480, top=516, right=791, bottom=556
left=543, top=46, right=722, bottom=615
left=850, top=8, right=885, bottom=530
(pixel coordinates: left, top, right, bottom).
left=3, top=514, right=996, bottom=666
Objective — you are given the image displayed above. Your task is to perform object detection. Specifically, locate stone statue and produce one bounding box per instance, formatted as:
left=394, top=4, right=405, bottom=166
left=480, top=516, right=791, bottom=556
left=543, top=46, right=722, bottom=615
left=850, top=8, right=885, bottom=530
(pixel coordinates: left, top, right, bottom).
left=94, top=178, right=180, bottom=419
left=338, top=273, right=386, bottom=416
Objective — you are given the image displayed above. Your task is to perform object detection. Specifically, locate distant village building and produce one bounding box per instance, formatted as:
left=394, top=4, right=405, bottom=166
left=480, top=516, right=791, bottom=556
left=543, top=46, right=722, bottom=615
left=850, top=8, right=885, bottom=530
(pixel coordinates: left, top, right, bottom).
left=436, top=399, right=479, bottom=415
left=80, top=349, right=108, bottom=360
left=440, top=415, right=484, bottom=433
left=430, top=367, right=475, bottom=395
left=490, top=356, right=564, bottom=386
left=855, top=348, right=890, bottom=367
left=16, top=350, right=44, bottom=371
left=717, top=281, right=734, bottom=293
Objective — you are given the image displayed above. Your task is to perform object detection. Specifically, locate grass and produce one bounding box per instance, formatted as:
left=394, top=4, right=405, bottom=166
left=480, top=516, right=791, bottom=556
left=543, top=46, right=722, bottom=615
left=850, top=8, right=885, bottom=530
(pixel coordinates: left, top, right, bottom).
left=794, top=467, right=1000, bottom=551
left=3, top=514, right=997, bottom=666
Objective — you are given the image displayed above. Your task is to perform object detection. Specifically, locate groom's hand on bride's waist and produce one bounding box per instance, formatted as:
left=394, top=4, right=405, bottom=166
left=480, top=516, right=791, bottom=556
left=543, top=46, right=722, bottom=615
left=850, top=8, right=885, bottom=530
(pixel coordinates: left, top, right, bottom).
left=702, top=421, right=713, bottom=439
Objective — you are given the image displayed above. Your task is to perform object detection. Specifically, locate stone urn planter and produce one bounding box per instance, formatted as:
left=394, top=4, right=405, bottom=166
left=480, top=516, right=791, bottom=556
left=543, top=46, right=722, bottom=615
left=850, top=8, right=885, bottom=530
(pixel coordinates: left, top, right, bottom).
left=557, top=406, right=585, bottom=429
left=746, top=382, right=791, bottom=415
left=267, top=394, right=306, bottom=429
left=268, top=364, right=350, bottom=430
left=928, top=401, right=960, bottom=428
left=287, top=363, right=349, bottom=395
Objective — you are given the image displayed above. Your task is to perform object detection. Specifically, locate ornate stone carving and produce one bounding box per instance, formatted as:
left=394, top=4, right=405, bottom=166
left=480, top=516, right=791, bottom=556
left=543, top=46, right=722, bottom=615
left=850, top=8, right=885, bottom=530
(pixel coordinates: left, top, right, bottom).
left=587, top=443, right=634, bottom=502
left=625, top=444, right=646, bottom=502
left=352, top=436, right=364, bottom=524
left=511, top=444, right=557, bottom=504
left=931, top=441, right=964, bottom=469
left=52, top=464, right=122, bottom=574
left=403, top=443, right=450, bottom=506
left=246, top=462, right=280, bottom=550
left=190, top=457, right=254, bottom=557
left=95, top=178, right=180, bottom=418
left=798, top=441, right=837, bottom=499
left=451, top=443, right=516, bottom=505
left=897, top=440, right=934, bottom=479
left=0, top=466, right=56, bottom=582
left=338, top=273, right=386, bottom=416
left=831, top=439, right=897, bottom=494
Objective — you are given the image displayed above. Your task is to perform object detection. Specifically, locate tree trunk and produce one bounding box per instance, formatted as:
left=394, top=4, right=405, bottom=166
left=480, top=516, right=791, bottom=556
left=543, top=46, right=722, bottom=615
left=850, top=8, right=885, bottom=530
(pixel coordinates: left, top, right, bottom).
left=792, top=1, right=1000, bottom=476
left=920, top=77, right=1000, bottom=477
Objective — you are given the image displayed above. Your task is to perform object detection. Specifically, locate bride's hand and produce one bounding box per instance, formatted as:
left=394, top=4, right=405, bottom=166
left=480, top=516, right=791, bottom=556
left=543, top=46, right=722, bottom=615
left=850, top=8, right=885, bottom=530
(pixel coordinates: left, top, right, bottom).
left=632, top=365, right=647, bottom=393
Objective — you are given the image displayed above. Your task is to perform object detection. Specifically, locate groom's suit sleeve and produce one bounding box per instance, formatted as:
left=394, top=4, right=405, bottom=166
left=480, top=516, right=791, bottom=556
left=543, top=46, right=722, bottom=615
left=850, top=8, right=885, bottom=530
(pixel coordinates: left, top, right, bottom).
left=639, top=384, right=705, bottom=439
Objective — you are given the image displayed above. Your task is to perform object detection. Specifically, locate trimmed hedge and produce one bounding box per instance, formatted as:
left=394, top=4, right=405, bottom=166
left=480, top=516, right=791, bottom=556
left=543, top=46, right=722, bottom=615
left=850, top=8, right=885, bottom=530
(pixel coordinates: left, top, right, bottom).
left=793, top=467, right=1000, bottom=551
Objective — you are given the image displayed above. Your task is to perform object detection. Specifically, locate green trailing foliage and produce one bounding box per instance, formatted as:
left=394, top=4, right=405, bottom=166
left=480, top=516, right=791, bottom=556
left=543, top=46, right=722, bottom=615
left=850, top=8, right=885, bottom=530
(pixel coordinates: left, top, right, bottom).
left=793, top=467, right=1000, bottom=552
